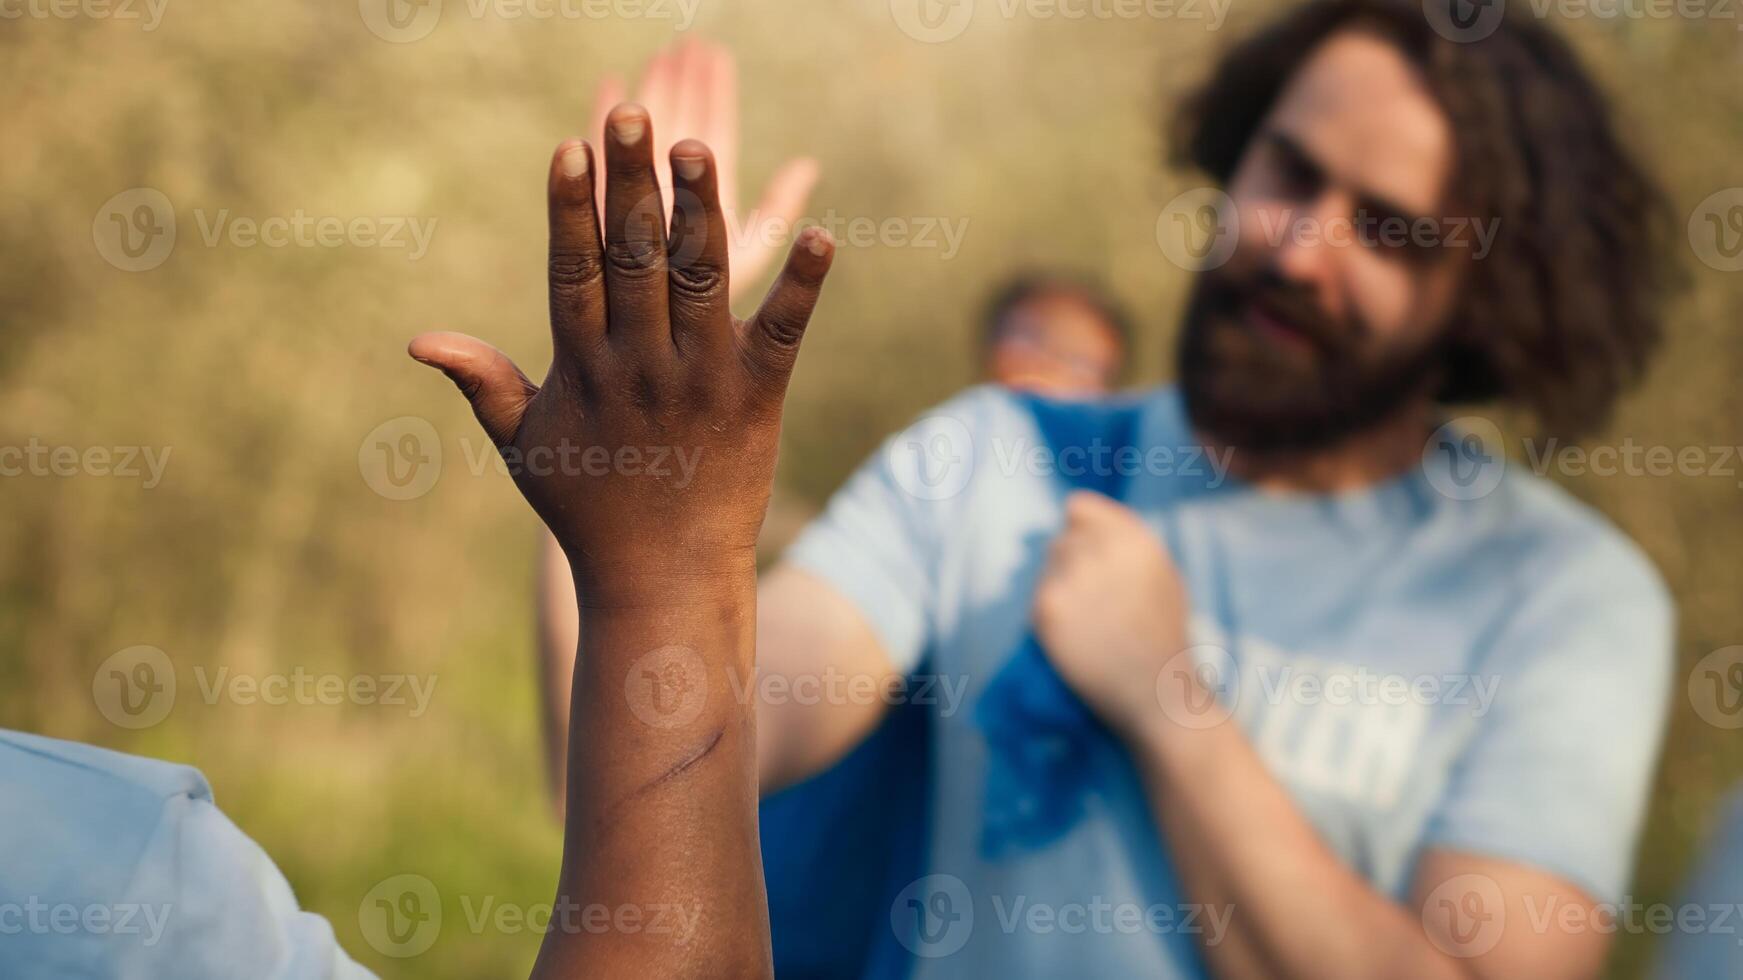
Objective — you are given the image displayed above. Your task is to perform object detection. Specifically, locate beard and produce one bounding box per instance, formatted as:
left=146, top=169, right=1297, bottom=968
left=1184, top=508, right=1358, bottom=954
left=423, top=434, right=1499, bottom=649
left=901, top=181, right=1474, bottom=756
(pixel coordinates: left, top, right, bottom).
left=1176, top=264, right=1447, bottom=455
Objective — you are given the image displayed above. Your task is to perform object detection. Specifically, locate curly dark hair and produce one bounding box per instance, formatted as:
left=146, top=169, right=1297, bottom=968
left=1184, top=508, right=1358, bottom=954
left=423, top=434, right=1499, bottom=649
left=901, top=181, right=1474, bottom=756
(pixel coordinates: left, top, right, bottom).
left=1170, top=0, right=1677, bottom=439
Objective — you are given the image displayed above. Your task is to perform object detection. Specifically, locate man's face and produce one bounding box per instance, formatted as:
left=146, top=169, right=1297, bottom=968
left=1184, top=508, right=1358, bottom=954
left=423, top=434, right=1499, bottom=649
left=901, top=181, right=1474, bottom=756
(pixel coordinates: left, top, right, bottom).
left=1179, top=29, right=1467, bottom=452
left=987, top=292, right=1125, bottom=397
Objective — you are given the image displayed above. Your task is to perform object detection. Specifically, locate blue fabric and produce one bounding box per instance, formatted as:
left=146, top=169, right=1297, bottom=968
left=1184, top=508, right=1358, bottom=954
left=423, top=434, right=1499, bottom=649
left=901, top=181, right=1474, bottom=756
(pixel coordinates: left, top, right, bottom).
left=975, top=395, right=1145, bottom=859
left=762, top=690, right=931, bottom=980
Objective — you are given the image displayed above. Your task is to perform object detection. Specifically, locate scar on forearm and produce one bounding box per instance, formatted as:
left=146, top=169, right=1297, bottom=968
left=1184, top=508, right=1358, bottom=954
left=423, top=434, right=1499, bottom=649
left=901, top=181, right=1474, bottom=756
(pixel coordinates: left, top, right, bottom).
left=597, top=725, right=727, bottom=829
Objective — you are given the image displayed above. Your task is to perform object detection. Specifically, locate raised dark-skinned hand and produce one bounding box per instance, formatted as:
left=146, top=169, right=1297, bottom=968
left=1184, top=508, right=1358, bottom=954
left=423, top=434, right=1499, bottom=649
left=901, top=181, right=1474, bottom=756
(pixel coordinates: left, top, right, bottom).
left=409, top=104, right=834, bottom=608
left=407, top=104, right=832, bottom=978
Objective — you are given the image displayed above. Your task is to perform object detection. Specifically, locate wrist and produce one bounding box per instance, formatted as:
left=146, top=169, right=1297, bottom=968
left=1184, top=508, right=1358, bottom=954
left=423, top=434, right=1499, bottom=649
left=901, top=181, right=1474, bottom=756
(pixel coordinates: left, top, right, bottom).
left=567, top=546, right=757, bottom=612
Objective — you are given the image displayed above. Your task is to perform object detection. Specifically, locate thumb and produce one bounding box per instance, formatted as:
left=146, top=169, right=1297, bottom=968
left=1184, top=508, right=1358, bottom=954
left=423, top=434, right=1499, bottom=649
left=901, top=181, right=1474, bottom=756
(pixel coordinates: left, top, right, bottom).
left=407, top=331, right=537, bottom=448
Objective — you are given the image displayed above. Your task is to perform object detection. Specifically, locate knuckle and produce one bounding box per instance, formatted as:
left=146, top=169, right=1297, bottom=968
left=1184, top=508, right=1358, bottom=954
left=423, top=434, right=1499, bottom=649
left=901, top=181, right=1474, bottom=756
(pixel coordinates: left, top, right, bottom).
left=667, top=262, right=727, bottom=302
left=548, top=247, right=605, bottom=293
left=603, top=239, right=665, bottom=277
left=757, top=309, right=806, bottom=349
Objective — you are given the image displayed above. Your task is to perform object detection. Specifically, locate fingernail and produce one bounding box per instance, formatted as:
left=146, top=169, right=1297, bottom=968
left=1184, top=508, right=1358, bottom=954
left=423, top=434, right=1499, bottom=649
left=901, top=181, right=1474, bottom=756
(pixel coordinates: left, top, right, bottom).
left=673, top=156, right=705, bottom=181
left=560, top=143, right=588, bottom=178
left=611, top=112, right=646, bottom=145
left=804, top=229, right=831, bottom=257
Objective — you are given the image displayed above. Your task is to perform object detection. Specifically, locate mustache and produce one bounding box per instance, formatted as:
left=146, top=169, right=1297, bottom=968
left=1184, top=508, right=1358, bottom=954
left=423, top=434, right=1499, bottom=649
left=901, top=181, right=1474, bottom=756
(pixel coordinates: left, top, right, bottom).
left=1209, top=270, right=1356, bottom=352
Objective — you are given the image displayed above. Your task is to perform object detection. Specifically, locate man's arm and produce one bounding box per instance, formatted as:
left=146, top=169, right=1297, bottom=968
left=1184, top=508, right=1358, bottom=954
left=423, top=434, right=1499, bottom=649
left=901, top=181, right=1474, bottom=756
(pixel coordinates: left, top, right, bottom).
left=1034, top=491, right=1614, bottom=980
left=412, top=105, right=834, bottom=977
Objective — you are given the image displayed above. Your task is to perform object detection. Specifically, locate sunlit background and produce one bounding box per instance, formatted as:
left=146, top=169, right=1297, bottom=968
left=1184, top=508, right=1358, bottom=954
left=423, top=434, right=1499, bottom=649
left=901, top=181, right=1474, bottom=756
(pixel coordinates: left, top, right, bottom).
left=2, top=1, right=1741, bottom=975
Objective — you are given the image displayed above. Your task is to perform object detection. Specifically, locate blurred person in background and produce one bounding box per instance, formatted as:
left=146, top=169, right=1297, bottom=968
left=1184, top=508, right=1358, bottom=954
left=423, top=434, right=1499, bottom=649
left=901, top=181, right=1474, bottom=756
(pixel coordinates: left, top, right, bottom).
left=978, top=272, right=1131, bottom=397
left=533, top=1, right=1684, bottom=978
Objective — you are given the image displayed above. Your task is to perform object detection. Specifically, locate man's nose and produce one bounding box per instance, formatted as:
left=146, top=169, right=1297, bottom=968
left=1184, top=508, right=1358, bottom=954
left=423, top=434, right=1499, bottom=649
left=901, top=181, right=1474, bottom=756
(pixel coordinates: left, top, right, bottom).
left=1267, top=192, right=1349, bottom=316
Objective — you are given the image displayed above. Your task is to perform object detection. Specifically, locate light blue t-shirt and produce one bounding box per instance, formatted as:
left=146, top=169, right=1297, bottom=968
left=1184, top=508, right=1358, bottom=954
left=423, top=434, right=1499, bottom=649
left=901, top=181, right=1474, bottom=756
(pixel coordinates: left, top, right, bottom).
left=0, top=729, right=373, bottom=978
left=786, top=384, right=1674, bottom=977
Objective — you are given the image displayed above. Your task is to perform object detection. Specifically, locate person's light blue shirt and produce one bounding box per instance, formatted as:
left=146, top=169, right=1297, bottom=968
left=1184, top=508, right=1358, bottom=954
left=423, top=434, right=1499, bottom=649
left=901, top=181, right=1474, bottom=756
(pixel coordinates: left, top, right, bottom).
left=786, top=384, right=1675, bottom=977
left=0, top=729, right=373, bottom=978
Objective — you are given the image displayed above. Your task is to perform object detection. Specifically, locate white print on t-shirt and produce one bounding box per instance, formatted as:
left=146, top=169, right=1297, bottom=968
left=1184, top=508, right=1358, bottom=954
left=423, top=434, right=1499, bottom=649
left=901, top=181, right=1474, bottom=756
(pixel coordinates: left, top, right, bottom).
left=1186, top=619, right=1496, bottom=810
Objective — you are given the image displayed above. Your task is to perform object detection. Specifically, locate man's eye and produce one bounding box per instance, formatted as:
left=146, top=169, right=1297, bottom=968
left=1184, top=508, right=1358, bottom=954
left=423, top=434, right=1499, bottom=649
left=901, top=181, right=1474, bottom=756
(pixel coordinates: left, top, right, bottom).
left=1274, top=157, right=1319, bottom=198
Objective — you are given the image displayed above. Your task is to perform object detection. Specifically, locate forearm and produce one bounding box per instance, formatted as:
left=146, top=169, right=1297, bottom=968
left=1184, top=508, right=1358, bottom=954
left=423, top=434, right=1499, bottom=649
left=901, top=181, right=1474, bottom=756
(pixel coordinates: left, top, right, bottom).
left=1128, top=711, right=1468, bottom=980
left=533, top=559, right=769, bottom=979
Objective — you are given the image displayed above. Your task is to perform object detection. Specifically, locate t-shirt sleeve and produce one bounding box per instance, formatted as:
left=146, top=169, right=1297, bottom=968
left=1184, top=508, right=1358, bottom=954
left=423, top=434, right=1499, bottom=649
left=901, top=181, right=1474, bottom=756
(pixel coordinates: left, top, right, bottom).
left=784, top=388, right=997, bottom=673
left=1418, top=537, right=1675, bottom=905
left=119, top=791, right=377, bottom=979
